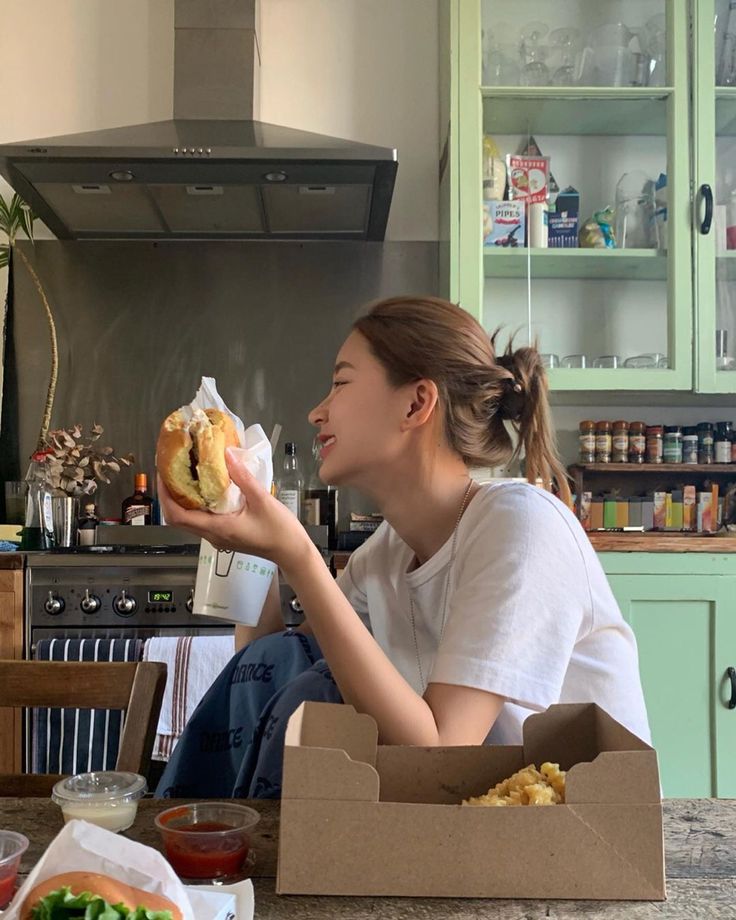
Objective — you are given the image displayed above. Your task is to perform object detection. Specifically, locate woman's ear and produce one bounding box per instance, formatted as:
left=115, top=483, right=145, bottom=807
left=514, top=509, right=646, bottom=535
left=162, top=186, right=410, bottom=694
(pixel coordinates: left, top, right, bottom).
left=402, top=379, right=439, bottom=429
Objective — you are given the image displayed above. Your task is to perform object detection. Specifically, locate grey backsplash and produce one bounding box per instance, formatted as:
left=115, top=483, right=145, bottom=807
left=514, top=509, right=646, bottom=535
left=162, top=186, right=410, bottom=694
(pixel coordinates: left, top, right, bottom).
left=11, top=240, right=439, bottom=523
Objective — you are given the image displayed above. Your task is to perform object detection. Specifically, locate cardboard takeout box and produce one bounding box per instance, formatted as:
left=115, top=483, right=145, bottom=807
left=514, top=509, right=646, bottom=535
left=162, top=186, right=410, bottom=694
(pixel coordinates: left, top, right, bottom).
left=277, top=702, right=665, bottom=901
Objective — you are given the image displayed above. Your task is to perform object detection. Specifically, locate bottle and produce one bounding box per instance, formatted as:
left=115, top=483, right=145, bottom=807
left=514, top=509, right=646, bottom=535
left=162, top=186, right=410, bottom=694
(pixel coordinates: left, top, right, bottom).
left=628, top=422, right=647, bottom=464
left=20, top=450, right=55, bottom=550
left=663, top=425, right=683, bottom=464
left=611, top=421, right=629, bottom=463
left=646, top=426, right=664, bottom=464
left=302, top=437, right=339, bottom=550
left=715, top=421, right=733, bottom=464
left=578, top=420, right=596, bottom=464
left=121, top=473, right=153, bottom=525
left=277, top=443, right=303, bottom=519
left=594, top=421, right=612, bottom=464
left=682, top=426, right=699, bottom=464
left=697, top=422, right=714, bottom=464
left=77, top=501, right=99, bottom=546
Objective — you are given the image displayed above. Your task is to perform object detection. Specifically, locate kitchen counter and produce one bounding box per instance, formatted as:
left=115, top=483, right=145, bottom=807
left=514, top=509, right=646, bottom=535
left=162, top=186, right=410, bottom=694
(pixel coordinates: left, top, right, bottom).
left=1, top=797, right=734, bottom=917
left=0, top=553, right=23, bottom=569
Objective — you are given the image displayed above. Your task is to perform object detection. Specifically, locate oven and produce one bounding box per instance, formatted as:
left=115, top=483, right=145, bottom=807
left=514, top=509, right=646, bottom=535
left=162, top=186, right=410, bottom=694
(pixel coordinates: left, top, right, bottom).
left=23, top=548, right=233, bottom=776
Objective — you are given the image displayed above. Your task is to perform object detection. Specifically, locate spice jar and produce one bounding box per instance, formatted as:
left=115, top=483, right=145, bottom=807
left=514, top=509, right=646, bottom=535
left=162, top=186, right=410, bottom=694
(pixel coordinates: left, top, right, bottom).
left=611, top=420, right=629, bottom=463
left=646, top=425, right=664, bottom=464
left=663, top=425, right=683, bottom=464
left=578, top=420, right=596, bottom=464
left=682, top=426, right=699, bottom=464
left=715, top=421, right=733, bottom=464
left=595, top=420, right=612, bottom=464
left=697, top=422, right=714, bottom=464
left=628, top=421, right=647, bottom=464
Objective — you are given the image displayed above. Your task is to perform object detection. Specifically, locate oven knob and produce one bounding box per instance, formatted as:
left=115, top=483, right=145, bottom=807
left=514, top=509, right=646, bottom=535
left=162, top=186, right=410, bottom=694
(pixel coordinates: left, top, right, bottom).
left=113, top=590, right=137, bottom=617
left=185, top=590, right=194, bottom=614
left=80, top=589, right=101, bottom=614
left=44, top=591, right=65, bottom=616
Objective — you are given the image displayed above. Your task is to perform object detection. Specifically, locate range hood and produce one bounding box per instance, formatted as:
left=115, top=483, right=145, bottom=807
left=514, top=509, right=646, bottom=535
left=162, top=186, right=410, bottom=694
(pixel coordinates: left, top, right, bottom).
left=0, top=1, right=397, bottom=241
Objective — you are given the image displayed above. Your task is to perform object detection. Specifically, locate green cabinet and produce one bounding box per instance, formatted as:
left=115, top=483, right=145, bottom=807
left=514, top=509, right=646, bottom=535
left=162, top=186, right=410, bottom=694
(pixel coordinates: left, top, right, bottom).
left=447, top=0, right=736, bottom=394
left=602, top=553, right=736, bottom=797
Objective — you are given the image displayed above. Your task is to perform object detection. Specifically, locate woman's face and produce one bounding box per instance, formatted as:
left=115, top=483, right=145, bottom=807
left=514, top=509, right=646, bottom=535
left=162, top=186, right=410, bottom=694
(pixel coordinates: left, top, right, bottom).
left=308, top=330, right=412, bottom=486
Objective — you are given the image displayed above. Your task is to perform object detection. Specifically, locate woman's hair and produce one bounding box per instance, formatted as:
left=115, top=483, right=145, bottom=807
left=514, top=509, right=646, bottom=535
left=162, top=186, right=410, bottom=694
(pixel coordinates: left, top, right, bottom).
left=353, top=296, right=571, bottom=506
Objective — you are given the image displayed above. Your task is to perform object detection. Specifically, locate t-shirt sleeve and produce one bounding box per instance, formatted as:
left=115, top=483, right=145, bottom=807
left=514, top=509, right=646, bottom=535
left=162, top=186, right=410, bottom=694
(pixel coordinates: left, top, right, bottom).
left=336, top=544, right=372, bottom=633
left=429, top=486, right=590, bottom=711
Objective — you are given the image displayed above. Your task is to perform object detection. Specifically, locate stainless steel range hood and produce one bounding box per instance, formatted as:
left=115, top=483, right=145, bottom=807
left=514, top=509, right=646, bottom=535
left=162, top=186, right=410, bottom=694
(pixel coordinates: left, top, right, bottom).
left=0, top=1, right=397, bottom=241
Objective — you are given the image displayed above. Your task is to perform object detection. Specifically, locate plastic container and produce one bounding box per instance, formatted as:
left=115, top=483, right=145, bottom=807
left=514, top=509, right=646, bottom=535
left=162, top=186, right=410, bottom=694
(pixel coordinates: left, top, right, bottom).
left=663, top=425, right=683, bottom=464
left=155, top=802, right=260, bottom=883
left=595, top=421, right=612, bottom=464
left=646, top=426, right=664, bottom=464
left=579, top=420, right=596, bottom=463
left=682, top=426, right=699, bottom=464
left=612, top=421, right=629, bottom=463
left=0, top=830, right=29, bottom=909
left=629, top=421, right=647, bottom=464
left=51, top=771, right=146, bottom=832
left=697, top=422, right=714, bottom=465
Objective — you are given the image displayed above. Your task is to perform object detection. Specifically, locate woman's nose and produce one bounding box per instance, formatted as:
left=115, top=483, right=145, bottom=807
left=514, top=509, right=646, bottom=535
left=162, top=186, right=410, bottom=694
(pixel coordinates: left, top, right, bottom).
left=308, top=399, right=327, bottom=427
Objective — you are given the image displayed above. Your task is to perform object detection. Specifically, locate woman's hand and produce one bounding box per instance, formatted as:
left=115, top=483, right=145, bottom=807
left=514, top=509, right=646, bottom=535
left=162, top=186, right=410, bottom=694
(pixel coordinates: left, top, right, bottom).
left=157, top=447, right=313, bottom=570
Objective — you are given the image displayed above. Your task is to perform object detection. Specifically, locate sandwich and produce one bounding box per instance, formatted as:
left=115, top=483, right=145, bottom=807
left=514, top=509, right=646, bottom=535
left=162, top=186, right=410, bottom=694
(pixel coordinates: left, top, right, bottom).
left=157, top=407, right=239, bottom=510
left=20, top=870, right=181, bottom=919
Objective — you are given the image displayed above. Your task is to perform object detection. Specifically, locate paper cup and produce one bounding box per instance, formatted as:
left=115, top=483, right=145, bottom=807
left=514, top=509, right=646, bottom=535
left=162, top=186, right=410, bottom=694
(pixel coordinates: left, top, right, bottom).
left=192, top=539, right=276, bottom=626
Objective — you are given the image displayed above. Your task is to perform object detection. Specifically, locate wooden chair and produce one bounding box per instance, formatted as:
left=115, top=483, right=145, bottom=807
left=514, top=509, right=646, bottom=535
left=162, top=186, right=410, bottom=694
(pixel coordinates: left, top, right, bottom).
left=0, top=659, right=166, bottom=796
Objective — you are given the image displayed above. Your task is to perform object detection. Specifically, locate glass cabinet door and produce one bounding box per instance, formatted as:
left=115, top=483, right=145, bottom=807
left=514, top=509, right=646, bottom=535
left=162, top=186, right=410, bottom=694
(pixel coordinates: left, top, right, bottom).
left=458, top=0, right=692, bottom=392
left=695, top=0, right=736, bottom=392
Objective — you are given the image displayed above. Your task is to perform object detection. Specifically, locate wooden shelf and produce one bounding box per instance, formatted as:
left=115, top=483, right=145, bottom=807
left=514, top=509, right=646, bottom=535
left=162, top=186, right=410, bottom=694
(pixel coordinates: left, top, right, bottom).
left=570, top=463, right=736, bottom=474
left=588, top=532, right=736, bottom=552
left=484, top=248, right=666, bottom=281
left=482, top=86, right=673, bottom=136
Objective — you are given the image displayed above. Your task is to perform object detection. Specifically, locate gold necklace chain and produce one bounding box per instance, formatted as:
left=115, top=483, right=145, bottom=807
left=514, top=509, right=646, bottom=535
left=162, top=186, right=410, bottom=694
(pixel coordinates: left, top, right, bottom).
left=408, top=478, right=474, bottom=693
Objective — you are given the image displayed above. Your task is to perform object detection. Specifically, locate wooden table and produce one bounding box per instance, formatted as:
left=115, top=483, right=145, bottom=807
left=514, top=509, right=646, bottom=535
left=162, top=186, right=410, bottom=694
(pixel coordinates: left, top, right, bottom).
left=1, top=798, right=735, bottom=918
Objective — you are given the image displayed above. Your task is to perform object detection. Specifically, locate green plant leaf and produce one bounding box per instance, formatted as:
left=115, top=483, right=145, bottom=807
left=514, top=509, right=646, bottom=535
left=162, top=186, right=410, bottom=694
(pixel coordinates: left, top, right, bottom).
left=0, top=195, right=11, bottom=236
left=0, top=245, right=8, bottom=268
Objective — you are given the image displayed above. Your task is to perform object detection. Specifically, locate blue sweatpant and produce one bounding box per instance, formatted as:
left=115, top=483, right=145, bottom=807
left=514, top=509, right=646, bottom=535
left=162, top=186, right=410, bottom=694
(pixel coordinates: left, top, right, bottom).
left=154, top=630, right=342, bottom=799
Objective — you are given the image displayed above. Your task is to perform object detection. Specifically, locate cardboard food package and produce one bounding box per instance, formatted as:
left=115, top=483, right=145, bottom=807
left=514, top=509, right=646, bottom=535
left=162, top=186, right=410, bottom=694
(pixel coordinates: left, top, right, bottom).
left=277, top=702, right=665, bottom=901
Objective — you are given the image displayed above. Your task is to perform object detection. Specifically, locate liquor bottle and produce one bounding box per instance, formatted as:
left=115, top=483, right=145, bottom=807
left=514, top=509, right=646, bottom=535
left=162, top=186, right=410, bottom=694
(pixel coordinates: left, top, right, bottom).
left=121, top=472, right=153, bottom=525
left=277, top=443, right=303, bottom=519
left=302, top=436, right=339, bottom=550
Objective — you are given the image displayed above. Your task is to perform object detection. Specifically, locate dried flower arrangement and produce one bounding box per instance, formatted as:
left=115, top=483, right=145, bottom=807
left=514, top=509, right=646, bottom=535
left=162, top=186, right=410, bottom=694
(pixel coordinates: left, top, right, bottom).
left=37, top=424, right=134, bottom=496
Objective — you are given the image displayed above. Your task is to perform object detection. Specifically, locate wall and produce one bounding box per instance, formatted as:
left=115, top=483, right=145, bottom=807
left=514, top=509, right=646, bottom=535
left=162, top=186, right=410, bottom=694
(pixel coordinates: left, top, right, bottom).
left=0, top=0, right=438, bottom=241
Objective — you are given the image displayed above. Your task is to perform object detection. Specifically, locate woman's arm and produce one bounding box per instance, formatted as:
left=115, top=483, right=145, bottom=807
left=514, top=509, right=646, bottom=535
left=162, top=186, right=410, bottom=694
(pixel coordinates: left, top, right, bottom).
left=159, top=452, right=500, bottom=745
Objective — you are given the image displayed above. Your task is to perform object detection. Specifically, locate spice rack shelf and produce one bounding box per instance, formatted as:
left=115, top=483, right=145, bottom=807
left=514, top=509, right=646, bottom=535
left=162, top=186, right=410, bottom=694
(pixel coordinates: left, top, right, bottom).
left=483, top=249, right=667, bottom=281
left=570, top=463, right=736, bottom=474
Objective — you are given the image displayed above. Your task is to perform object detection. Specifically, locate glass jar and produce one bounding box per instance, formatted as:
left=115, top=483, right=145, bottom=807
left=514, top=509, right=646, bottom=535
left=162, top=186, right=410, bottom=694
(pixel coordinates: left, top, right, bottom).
left=715, top=421, right=733, bottom=464
left=682, top=426, right=699, bottom=464
left=646, top=425, right=664, bottom=464
left=663, top=425, right=683, bottom=464
left=595, top=421, right=612, bottom=464
left=578, top=420, right=596, bottom=464
left=611, top=420, right=629, bottom=463
left=697, top=422, right=714, bottom=465
left=628, top=421, right=647, bottom=464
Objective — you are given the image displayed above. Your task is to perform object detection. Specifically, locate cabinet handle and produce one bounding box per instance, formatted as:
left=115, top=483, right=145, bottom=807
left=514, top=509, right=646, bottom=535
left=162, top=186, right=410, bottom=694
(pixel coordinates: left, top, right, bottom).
left=700, top=184, right=714, bottom=235
left=728, top=667, right=736, bottom=710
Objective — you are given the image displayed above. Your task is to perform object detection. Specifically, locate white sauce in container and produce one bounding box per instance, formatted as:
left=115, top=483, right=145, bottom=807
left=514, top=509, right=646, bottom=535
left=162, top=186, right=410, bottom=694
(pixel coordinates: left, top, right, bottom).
left=52, top=771, right=147, bottom=833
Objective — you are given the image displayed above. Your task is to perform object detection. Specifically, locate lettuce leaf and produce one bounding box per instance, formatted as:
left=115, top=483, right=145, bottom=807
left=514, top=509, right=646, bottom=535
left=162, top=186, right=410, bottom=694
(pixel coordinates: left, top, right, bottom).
left=29, top=884, right=174, bottom=919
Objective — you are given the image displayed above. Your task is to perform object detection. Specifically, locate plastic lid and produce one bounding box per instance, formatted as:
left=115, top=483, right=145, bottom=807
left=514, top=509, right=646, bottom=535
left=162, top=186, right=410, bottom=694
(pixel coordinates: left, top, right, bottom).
left=52, top=771, right=147, bottom=805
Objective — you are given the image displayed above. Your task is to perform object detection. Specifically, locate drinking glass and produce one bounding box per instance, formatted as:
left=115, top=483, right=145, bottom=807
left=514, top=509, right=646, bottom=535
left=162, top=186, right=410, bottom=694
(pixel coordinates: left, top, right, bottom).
left=549, top=27, right=581, bottom=86
left=3, top=481, right=26, bottom=525
left=519, top=21, right=550, bottom=86
left=614, top=171, right=658, bottom=249
left=561, top=354, right=588, bottom=368
left=539, top=353, right=560, bottom=369
left=623, top=353, right=667, bottom=369
left=592, top=355, right=622, bottom=368
left=483, top=28, right=521, bottom=85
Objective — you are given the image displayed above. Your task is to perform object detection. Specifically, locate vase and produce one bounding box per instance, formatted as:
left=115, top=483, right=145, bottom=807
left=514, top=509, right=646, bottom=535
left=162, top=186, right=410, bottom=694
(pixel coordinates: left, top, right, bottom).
left=50, top=495, right=78, bottom=547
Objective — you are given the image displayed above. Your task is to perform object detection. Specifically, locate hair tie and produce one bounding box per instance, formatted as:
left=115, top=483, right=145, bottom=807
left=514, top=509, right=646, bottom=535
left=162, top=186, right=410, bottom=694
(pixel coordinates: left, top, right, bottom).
left=499, top=376, right=525, bottom=422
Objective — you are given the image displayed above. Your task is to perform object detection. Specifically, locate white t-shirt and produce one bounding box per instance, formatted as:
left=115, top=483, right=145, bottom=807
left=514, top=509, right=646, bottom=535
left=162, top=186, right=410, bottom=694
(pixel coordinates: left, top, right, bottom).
left=337, top=481, right=651, bottom=746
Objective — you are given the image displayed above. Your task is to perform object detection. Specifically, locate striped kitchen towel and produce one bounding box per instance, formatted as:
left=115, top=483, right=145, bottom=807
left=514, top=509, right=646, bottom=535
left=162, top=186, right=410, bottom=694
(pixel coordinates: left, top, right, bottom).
left=32, top=637, right=144, bottom=775
left=143, top=635, right=235, bottom=761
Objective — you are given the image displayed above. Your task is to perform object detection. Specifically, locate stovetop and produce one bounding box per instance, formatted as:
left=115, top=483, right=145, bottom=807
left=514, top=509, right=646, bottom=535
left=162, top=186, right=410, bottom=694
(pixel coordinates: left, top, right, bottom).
left=25, top=544, right=200, bottom=556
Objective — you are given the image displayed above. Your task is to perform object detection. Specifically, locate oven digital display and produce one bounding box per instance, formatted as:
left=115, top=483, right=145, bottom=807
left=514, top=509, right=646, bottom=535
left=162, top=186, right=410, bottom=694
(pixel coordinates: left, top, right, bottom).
left=148, top=590, right=174, bottom=603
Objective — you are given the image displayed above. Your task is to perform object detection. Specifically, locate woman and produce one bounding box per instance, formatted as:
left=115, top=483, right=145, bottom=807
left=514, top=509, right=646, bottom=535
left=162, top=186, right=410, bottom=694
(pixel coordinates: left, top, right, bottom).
left=155, top=296, right=650, bottom=798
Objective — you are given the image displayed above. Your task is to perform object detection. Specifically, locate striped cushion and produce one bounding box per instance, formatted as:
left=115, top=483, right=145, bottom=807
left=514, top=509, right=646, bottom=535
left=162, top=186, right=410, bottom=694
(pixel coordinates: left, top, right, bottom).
left=32, top=638, right=143, bottom=775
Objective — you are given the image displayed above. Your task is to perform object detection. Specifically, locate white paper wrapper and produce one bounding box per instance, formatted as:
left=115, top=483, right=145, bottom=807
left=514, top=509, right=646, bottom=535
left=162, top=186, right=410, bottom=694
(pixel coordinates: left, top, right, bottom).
left=3, top=820, right=237, bottom=920
left=171, top=376, right=273, bottom=514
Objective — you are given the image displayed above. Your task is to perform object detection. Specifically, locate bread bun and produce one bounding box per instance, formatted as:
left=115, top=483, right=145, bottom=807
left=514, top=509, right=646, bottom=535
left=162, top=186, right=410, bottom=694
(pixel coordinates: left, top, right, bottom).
left=157, top=407, right=240, bottom=510
left=21, top=870, right=182, bottom=920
